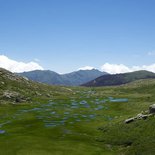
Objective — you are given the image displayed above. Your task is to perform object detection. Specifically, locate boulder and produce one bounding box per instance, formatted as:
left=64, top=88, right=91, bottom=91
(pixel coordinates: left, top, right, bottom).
left=149, top=104, right=155, bottom=114
left=3, top=91, right=19, bottom=99
left=125, top=105, right=155, bottom=124
left=136, top=113, right=148, bottom=120
left=124, top=117, right=135, bottom=124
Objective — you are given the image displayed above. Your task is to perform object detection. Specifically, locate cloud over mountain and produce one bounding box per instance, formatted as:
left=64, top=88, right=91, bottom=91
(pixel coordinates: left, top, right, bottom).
left=1, top=55, right=155, bottom=75
left=101, top=63, right=155, bottom=74
left=0, top=55, right=44, bottom=73
left=78, top=66, right=95, bottom=70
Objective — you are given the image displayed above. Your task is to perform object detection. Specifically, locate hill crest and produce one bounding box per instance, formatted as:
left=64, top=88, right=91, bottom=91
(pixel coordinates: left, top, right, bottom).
left=82, top=70, right=155, bottom=87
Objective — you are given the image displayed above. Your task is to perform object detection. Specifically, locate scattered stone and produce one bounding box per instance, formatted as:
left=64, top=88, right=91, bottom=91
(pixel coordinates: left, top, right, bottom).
left=3, top=91, right=19, bottom=99
left=136, top=113, right=148, bottom=120
left=35, top=91, right=42, bottom=96
left=46, top=94, right=51, bottom=97
left=23, top=76, right=29, bottom=81
left=2, top=91, right=24, bottom=103
left=124, top=117, right=135, bottom=124
left=62, top=88, right=73, bottom=92
left=1, top=81, right=5, bottom=85
left=125, top=104, right=155, bottom=124
left=15, top=97, right=21, bottom=103
left=149, top=104, right=155, bottom=114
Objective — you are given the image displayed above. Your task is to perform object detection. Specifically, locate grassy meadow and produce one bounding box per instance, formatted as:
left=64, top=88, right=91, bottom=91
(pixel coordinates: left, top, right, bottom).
left=1, top=69, right=155, bottom=155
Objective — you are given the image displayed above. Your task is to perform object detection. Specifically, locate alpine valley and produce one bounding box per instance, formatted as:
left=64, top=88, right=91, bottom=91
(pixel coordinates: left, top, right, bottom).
left=1, top=67, right=155, bottom=154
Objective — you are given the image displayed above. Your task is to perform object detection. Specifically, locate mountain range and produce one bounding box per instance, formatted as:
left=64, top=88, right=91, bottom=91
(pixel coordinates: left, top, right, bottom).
left=82, top=70, right=155, bottom=87
left=17, top=69, right=107, bottom=86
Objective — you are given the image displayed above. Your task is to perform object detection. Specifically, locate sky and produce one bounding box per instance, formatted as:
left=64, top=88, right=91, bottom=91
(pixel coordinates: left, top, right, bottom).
left=1, top=0, right=155, bottom=73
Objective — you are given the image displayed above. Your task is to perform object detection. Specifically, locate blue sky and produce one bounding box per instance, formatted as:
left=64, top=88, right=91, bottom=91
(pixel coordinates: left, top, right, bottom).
left=0, top=0, right=155, bottom=73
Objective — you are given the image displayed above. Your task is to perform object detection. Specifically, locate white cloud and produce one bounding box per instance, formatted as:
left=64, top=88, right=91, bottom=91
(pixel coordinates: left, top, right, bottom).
left=101, top=63, right=131, bottom=74
left=139, top=64, right=155, bottom=72
left=78, top=66, right=95, bottom=71
left=0, top=55, right=44, bottom=73
left=101, top=63, right=155, bottom=74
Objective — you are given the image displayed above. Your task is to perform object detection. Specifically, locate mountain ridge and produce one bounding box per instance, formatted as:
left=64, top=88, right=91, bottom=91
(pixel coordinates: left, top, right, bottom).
left=17, top=69, right=107, bottom=86
left=82, top=70, right=155, bottom=87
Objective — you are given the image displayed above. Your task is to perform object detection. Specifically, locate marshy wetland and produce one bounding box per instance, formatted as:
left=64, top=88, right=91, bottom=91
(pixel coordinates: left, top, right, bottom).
left=1, top=96, right=128, bottom=132
left=1, top=71, right=155, bottom=155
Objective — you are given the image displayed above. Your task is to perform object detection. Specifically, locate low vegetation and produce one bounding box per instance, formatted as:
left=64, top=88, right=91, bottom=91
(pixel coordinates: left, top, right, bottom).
left=1, top=68, right=155, bottom=154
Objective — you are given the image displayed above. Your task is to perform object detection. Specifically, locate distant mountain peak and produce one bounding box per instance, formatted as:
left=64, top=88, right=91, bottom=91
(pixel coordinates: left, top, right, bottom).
left=17, top=69, right=108, bottom=86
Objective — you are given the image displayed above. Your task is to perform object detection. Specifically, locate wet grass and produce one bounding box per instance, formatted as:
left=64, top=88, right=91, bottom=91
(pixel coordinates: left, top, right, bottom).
left=0, top=90, right=130, bottom=155
left=1, top=70, right=155, bottom=155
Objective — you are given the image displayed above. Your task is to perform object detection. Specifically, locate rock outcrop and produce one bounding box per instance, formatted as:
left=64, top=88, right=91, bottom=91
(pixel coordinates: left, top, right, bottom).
left=125, top=104, right=155, bottom=124
left=149, top=104, right=155, bottom=114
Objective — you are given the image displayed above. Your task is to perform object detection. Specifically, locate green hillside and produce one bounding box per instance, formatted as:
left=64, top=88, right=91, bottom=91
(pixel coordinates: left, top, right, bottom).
left=0, top=68, right=73, bottom=104
left=83, top=70, right=155, bottom=87
left=1, top=68, right=155, bottom=154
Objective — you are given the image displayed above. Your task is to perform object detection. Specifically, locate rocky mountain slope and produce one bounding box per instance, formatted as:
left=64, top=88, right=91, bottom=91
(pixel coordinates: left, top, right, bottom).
left=0, top=68, right=73, bottom=104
